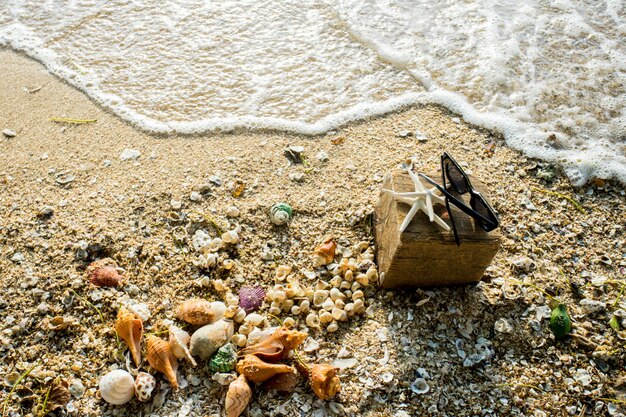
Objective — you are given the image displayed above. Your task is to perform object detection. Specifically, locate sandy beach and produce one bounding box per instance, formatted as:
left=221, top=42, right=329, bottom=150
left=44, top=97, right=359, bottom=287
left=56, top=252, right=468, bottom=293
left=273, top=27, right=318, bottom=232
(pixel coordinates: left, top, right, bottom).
left=1, top=49, right=625, bottom=416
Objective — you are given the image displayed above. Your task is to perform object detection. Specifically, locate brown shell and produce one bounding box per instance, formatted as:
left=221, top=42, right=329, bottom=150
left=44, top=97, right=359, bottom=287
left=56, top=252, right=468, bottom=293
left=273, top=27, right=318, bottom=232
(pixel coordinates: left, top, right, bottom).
left=146, top=335, right=179, bottom=390
left=238, top=326, right=307, bottom=362
left=88, top=259, right=123, bottom=287
left=115, top=307, right=143, bottom=367
left=310, top=364, right=340, bottom=400
left=235, top=354, right=294, bottom=383
left=312, top=238, right=336, bottom=266
left=264, top=370, right=300, bottom=394
left=225, top=374, right=252, bottom=417
left=175, top=299, right=216, bottom=326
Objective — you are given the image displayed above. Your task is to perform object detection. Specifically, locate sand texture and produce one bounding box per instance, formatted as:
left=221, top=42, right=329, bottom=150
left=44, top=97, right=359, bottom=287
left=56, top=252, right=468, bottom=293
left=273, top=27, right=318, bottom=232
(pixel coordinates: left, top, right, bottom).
left=1, top=50, right=625, bottom=416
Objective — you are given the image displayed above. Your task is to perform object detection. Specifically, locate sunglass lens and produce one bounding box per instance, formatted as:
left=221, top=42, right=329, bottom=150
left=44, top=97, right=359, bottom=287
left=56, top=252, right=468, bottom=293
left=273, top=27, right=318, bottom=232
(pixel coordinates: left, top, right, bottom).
left=445, top=160, right=469, bottom=194
left=472, top=197, right=498, bottom=230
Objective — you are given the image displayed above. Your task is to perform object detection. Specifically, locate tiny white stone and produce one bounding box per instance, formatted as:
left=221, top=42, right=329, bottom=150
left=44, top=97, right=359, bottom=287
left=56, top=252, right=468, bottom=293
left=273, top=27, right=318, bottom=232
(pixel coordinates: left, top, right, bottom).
left=120, top=148, right=141, bottom=161
left=170, top=199, right=182, bottom=210
left=189, top=191, right=202, bottom=202
left=2, top=129, right=16, bottom=138
left=316, top=150, right=329, bottom=162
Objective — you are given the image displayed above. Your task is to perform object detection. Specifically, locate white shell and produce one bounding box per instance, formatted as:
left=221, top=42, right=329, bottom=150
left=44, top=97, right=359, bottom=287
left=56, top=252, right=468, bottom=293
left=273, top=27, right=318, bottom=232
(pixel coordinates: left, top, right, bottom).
left=209, top=301, right=227, bottom=321
left=208, top=237, right=223, bottom=252
left=221, top=230, right=239, bottom=244
left=189, top=318, right=235, bottom=360
left=99, top=370, right=135, bottom=405
left=246, top=326, right=276, bottom=346
left=410, top=378, right=430, bottom=394
left=169, top=325, right=197, bottom=366
left=134, top=372, right=156, bottom=402
left=244, top=313, right=265, bottom=327
left=270, top=209, right=290, bottom=225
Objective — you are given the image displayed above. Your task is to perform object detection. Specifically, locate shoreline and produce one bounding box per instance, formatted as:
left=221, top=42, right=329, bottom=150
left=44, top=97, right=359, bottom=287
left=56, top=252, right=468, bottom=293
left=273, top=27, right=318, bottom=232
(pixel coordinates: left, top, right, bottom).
left=1, top=49, right=625, bottom=416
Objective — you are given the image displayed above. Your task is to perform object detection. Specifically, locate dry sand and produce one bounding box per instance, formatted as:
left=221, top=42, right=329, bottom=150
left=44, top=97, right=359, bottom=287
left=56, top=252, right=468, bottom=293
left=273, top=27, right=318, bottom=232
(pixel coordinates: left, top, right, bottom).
left=1, top=49, right=625, bottom=416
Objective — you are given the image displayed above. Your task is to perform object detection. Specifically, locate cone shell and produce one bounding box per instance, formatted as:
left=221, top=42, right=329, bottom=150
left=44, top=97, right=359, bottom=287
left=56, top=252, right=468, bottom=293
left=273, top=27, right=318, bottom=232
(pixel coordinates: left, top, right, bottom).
left=99, top=369, right=135, bottom=405
left=115, top=307, right=143, bottom=367
left=175, top=299, right=216, bottom=326
left=238, top=286, right=266, bottom=314
left=312, top=238, right=336, bottom=267
left=236, top=354, right=295, bottom=383
left=168, top=325, right=197, bottom=366
left=134, top=372, right=156, bottom=402
left=225, top=374, right=252, bottom=417
left=238, top=326, right=307, bottom=362
left=310, top=364, right=340, bottom=400
left=146, top=335, right=179, bottom=390
left=88, top=260, right=123, bottom=287
left=208, top=343, right=238, bottom=373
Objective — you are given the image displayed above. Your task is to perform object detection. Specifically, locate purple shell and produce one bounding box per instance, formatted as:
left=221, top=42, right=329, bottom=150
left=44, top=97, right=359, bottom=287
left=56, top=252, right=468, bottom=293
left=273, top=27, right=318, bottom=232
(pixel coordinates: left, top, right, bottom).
left=239, top=286, right=266, bottom=313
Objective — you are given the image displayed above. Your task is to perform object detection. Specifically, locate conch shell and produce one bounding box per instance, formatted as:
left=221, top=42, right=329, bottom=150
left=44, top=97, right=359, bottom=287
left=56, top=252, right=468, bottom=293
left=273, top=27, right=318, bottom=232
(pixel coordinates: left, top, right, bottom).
left=235, top=354, right=295, bottom=383
left=115, top=307, right=143, bottom=367
left=88, top=259, right=124, bottom=287
left=312, top=238, right=336, bottom=267
left=168, top=325, right=197, bottom=366
left=225, top=374, right=252, bottom=417
left=175, top=299, right=216, bottom=326
left=310, top=364, right=340, bottom=400
left=238, top=326, right=307, bottom=362
left=134, top=372, right=156, bottom=402
left=99, top=369, right=134, bottom=405
left=146, top=335, right=179, bottom=390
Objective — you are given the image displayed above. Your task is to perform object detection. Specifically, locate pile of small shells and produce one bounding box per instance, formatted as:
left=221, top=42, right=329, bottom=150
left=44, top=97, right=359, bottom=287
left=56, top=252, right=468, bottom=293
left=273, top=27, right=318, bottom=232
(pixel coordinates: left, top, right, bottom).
left=191, top=228, right=240, bottom=271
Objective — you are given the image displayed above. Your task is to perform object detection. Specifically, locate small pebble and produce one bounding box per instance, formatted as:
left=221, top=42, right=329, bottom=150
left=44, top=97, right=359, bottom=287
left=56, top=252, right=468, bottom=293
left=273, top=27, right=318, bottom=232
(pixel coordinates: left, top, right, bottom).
left=2, top=129, right=16, bottom=138
left=189, top=191, right=202, bottom=202
left=316, top=150, right=329, bottom=162
left=120, top=148, right=141, bottom=161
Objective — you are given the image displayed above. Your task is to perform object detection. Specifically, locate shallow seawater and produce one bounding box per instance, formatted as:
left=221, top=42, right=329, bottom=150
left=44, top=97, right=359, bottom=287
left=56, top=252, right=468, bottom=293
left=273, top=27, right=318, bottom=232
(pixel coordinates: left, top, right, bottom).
left=1, top=0, right=624, bottom=185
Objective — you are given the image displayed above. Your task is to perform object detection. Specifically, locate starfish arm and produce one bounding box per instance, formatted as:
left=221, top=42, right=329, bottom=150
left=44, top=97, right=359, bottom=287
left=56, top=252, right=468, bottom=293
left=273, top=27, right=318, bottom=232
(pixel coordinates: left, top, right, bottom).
left=407, top=169, right=427, bottom=192
left=431, top=213, right=452, bottom=231
left=430, top=193, right=447, bottom=205
left=391, top=191, right=429, bottom=198
left=395, top=196, right=418, bottom=205
left=424, top=192, right=435, bottom=222
left=399, top=201, right=421, bottom=233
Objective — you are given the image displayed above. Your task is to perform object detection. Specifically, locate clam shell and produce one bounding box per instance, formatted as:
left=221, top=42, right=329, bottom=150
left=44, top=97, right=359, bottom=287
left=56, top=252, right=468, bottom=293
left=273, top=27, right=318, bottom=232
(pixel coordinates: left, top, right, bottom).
left=115, top=307, right=143, bottom=367
left=225, top=374, right=252, bottom=417
left=238, top=286, right=266, bottom=314
left=175, top=299, right=216, bottom=326
left=134, top=372, right=156, bottom=402
left=236, top=354, right=295, bottom=383
left=88, top=259, right=123, bottom=287
left=208, top=343, right=238, bottom=373
left=168, top=325, right=197, bottom=366
left=146, top=335, right=179, bottom=390
left=190, top=318, right=235, bottom=360
left=99, top=370, right=134, bottom=405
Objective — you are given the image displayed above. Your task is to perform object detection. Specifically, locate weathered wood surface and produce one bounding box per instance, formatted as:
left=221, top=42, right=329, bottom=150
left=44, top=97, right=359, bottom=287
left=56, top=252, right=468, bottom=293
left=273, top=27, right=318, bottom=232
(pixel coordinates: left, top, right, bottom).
left=374, top=172, right=500, bottom=288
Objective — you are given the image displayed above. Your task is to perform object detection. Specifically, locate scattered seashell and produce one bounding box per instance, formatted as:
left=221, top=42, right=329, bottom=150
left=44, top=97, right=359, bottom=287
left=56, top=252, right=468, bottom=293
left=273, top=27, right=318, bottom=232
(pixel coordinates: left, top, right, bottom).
left=225, top=374, right=252, bottom=417
left=2, top=128, right=16, bottom=138
left=238, top=286, right=266, bottom=314
left=327, top=321, right=339, bottom=333
left=236, top=354, right=295, bottom=383
left=494, top=318, right=513, bottom=334
left=306, top=313, right=321, bottom=328
left=99, top=370, right=135, bottom=405
left=244, top=313, right=265, bottom=327
left=175, top=299, right=216, bottom=326
left=44, top=378, right=71, bottom=413
left=208, top=343, right=238, bottom=373
left=312, top=238, right=337, bottom=267
left=222, top=230, right=239, bottom=244
left=190, top=318, right=235, bottom=360
left=238, top=326, right=307, bottom=362
left=213, top=372, right=237, bottom=386
left=146, top=335, right=179, bottom=390
left=115, top=307, right=143, bottom=367
left=264, top=370, right=300, bottom=394
left=310, top=364, right=341, bottom=400
left=332, top=358, right=358, bottom=369
left=410, top=377, right=430, bottom=394
left=550, top=304, right=572, bottom=339
left=134, top=372, right=156, bottom=402
left=269, top=203, right=293, bottom=226
left=168, top=325, right=197, bottom=366
left=88, top=259, right=123, bottom=287
left=226, top=206, right=240, bottom=218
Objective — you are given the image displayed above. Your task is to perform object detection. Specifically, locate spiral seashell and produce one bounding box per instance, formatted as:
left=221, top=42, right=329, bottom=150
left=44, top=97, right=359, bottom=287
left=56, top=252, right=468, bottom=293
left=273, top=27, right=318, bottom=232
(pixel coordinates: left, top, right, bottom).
left=236, top=354, right=295, bottom=383
left=146, top=335, right=179, bottom=390
left=269, top=203, right=293, bottom=226
left=225, top=374, right=252, bottom=417
left=175, top=299, right=216, bottom=326
left=238, top=326, right=307, bottom=363
left=190, top=318, right=235, bottom=360
left=134, top=372, right=156, bottom=402
left=312, top=238, right=336, bottom=267
left=99, top=370, right=134, bottom=405
left=115, top=307, right=143, bottom=367
left=238, top=286, right=266, bottom=314
left=208, top=343, right=238, bottom=373
left=310, top=364, right=341, bottom=400
left=264, top=370, right=300, bottom=394
left=168, top=325, right=197, bottom=366
left=221, top=230, right=239, bottom=244
left=88, top=259, right=123, bottom=287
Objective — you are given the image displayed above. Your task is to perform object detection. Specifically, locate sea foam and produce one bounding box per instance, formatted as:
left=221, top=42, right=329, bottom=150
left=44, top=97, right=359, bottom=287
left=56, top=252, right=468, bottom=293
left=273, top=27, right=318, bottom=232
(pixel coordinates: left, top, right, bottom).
left=1, top=0, right=624, bottom=185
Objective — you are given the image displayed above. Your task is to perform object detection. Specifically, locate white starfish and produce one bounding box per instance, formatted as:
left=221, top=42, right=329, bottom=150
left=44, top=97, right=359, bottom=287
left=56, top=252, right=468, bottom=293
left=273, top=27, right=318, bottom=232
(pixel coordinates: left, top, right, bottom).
left=382, top=169, right=451, bottom=233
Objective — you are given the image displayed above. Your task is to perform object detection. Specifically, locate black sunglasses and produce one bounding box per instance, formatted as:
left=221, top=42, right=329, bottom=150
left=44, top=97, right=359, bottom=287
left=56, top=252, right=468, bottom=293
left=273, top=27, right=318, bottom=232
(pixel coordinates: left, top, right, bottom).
left=419, top=152, right=499, bottom=246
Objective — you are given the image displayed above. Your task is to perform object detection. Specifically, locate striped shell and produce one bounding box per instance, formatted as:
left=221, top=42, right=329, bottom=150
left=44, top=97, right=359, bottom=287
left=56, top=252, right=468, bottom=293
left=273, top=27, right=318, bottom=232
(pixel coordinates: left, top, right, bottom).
left=208, top=343, right=237, bottom=373
left=168, top=325, right=197, bottom=366
left=146, top=335, right=179, bottom=390
left=269, top=203, right=293, bottom=226
left=99, top=370, right=134, bottom=405
left=238, top=286, right=266, bottom=314
left=312, top=238, right=336, bottom=267
left=225, top=374, right=252, bottom=417
left=134, top=372, right=156, bottom=402
left=88, top=259, right=123, bottom=287
left=175, top=299, right=216, bottom=326
left=115, top=307, right=143, bottom=367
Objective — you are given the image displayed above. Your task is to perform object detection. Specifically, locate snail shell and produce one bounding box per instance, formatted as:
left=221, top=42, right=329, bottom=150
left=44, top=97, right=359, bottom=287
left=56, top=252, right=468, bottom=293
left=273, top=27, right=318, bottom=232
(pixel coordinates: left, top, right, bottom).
left=310, top=364, right=341, bottom=400
left=99, top=369, right=135, bottom=405
left=312, top=238, right=336, bottom=267
left=238, top=326, right=307, bottom=363
left=146, top=335, right=179, bottom=390
left=236, top=354, right=295, bottom=383
left=269, top=203, right=293, bottom=226
left=225, top=374, right=252, bottom=417
left=190, top=318, right=235, bottom=360
left=168, top=325, right=197, bottom=366
left=115, top=307, right=143, bottom=367
left=175, top=299, right=216, bottom=326
left=88, top=259, right=123, bottom=287
left=208, top=343, right=238, bottom=373
left=134, top=372, right=156, bottom=402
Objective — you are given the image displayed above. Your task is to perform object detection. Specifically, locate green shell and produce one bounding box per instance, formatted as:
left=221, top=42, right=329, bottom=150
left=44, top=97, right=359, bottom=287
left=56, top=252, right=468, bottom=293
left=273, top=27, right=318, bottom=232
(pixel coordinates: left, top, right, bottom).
left=549, top=304, right=572, bottom=339
left=208, top=343, right=237, bottom=373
